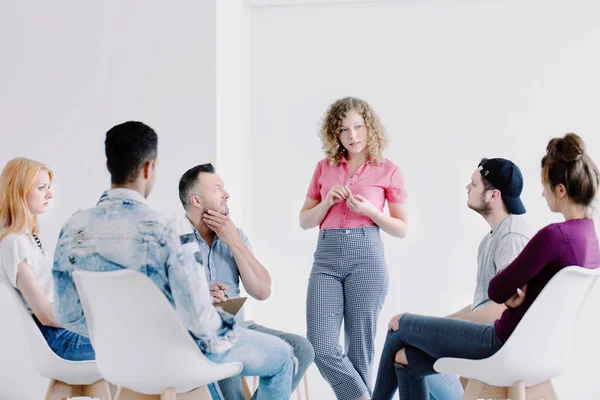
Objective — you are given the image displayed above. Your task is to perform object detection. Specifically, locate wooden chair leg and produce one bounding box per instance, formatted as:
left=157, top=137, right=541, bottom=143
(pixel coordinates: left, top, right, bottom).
left=114, top=384, right=230, bottom=400
left=293, top=373, right=307, bottom=400
left=541, top=380, right=559, bottom=400
left=526, top=380, right=559, bottom=400
left=462, top=378, right=483, bottom=400
left=45, top=379, right=83, bottom=400
left=303, top=372, right=309, bottom=400
left=460, top=379, right=556, bottom=400
left=479, top=384, right=508, bottom=399
left=160, top=387, right=176, bottom=400
left=242, top=376, right=253, bottom=400
left=177, top=386, right=212, bottom=400
left=116, top=386, right=159, bottom=400
left=82, top=378, right=113, bottom=400
left=508, top=380, right=526, bottom=400
left=109, top=381, right=119, bottom=399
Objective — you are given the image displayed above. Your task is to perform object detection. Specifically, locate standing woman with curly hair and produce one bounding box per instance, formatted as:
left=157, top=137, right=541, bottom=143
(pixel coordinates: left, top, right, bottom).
left=300, top=97, right=409, bottom=399
left=0, top=158, right=95, bottom=361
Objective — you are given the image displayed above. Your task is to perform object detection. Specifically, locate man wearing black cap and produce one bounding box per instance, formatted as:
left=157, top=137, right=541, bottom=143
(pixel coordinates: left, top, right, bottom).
left=461, top=158, right=530, bottom=318
left=427, top=158, right=532, bottom=399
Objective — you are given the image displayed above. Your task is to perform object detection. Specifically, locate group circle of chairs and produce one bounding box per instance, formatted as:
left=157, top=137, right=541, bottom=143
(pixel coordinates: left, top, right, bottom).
left=5, top=265, right=598, bottom=400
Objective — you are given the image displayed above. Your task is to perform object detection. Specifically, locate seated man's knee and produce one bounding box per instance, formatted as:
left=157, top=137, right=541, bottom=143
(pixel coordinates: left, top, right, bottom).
left=299, top=337, right=315, bottom=365
left=273, top=339, right=296, bottom=374
left=293, top=339, right=314, bottom=376
left=388, top=313, right=405, bottom=332
left=279, top=338, right=294, bottom=358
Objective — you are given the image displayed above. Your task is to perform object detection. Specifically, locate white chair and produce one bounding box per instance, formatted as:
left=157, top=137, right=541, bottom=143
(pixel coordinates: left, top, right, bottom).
left=2, top=281, right=110, bottom=400
left=434, top=266, right=600, bottom=400
left=73, top=269, right=243, bottom=400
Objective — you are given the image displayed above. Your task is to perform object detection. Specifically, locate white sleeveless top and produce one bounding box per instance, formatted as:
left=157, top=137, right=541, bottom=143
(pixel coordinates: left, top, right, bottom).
left=0, top=233, right=54, bottom=312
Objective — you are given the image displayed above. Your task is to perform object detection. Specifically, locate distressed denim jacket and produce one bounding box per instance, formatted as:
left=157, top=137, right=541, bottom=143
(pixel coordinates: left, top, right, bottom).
left=52, top=189, right=237, bottom=354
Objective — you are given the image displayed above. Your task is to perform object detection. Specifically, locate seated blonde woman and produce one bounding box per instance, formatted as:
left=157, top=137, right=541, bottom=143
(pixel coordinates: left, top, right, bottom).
left=0, top=157, right=94, bottom=361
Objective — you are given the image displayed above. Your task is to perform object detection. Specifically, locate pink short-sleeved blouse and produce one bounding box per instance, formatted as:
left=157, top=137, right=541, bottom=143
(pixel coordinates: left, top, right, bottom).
left=306, top=157, right=407, bottom=230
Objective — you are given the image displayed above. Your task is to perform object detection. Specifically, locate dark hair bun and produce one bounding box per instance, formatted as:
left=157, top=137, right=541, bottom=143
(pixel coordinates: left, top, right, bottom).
left=546, top=133, right=585, bottom=162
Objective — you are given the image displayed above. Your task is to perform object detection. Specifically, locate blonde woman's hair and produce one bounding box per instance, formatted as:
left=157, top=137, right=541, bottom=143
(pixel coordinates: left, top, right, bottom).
left=0, top=157, right=53, bottom=241
left=319, top=97, right=388, bottom=166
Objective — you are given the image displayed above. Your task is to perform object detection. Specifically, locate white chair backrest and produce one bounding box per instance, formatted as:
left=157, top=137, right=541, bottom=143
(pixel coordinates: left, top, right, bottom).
left=488, top=266, right=600, bottom=379
left=73, top=269, right=239, bottom=393
left=2, top=281, right=77, bottom=377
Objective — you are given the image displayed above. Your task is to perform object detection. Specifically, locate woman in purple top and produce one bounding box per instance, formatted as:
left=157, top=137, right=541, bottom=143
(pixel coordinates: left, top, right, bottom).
left=372, top=133, right=600, bottom=400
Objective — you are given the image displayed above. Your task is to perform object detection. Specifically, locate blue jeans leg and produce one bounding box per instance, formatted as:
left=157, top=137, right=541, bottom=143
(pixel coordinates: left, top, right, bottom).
left=426, top=373, right=464, bottom=400
left=36, top=322, right=95, bottom=361
left=372, top=314, right=503, bottom=400
left=208, top=383, right=223, bottom=400
left=205, top=328, right=294, bottom=400
left=217, top=324, right=313, bottom=399
left=248, top=323, right=314, bottom=390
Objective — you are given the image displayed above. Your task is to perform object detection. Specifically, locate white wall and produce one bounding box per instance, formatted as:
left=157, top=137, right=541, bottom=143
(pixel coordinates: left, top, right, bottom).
left=217, top=0, right=253, bottom=234
left=2, top=1, right=600, bottom=399
left=0, top=1, right=217, bottom=398
left=248, top=1, right=600, bottom=398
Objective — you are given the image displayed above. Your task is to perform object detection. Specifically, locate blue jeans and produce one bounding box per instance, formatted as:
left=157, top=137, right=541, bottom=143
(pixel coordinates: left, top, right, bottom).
left=205, top=327, right=295, bottom=400
left=426, top=373, right=463, bottom=400
left=35, top=317, right=95, bottom=361
left=217, top=323, right=314, bottom=399
left=372, top=314, right=504, bottom=400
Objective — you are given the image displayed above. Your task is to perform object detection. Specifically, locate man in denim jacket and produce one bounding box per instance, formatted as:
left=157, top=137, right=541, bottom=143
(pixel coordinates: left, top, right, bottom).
left=52, top=121, right=294, bottom=400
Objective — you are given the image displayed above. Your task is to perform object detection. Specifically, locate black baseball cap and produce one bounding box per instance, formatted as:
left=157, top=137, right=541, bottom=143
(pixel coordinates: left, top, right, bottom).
left=478, top=158, right=526, bottom=215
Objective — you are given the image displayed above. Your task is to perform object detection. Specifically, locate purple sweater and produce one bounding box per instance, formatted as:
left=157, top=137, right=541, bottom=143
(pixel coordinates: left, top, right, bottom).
left=488, top=218, right=600, bottom=342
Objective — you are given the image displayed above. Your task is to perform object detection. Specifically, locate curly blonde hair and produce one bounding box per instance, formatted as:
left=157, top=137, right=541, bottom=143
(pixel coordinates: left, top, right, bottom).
left=319, top=97, right=388, bottom=166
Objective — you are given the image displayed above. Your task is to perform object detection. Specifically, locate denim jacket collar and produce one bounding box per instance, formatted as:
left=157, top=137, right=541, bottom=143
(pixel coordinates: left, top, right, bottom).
left=97, top=188, right=149, bottom=206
